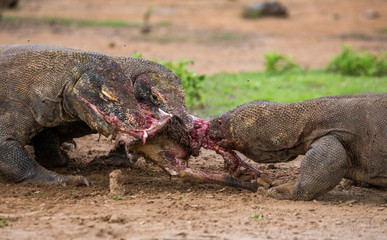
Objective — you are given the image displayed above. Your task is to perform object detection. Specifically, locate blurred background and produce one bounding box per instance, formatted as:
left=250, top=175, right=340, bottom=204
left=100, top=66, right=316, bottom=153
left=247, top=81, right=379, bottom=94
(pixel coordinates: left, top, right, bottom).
left=1, top=0, right=386, bottom=116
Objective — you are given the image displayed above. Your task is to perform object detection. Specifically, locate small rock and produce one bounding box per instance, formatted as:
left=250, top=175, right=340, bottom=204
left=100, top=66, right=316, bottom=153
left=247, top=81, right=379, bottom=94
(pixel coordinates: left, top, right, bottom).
left=109, top=169, right=126, bottom=196
left=267, top=164, right=277, bottom=169
left=243, top=1, right=288, bottom=19
left=365, top=9, right=379, bottom=19
left=1, top=0, right=18, bottom=9
left=108, top=214, right=126, bottom=224
left=335, top=221, right=343, bottom=225
left=108, top=41, right=116, bottom=48
left=257, top=186, right=267, bottom=195
left=347, top=199, right=359, bottom=205
left=338, top=178, right=354, bottom=190
left=177, top=232, right=188, bottom=237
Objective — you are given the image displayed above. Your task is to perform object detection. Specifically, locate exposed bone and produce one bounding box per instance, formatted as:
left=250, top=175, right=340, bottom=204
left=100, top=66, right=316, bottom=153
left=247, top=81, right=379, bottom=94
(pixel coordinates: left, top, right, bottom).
left=178, top=168, right=258, bottom=192
left=117, top=115, right=270, bottom=192
left=109, top=169, right=126, bottom=196
left=159, top=108, right=173, bottom=118
left=142, top=130, right=148, bottom=144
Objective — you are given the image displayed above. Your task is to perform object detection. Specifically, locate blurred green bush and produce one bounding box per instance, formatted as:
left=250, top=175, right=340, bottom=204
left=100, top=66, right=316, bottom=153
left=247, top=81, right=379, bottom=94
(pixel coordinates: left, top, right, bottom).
left=327, top=45, right=387, bottom=77
left=132, top=53, right=205, bottom=107
left=263, top=51, right=300, bottom=74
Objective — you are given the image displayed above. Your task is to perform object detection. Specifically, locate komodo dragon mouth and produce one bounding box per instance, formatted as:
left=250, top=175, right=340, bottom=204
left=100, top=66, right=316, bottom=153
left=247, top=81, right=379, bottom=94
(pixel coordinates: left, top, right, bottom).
left=81, top=97, right=172, bottom=144
left=114, top=115, right=265, bottom=192
left=190, top=115, right=272, bottom=188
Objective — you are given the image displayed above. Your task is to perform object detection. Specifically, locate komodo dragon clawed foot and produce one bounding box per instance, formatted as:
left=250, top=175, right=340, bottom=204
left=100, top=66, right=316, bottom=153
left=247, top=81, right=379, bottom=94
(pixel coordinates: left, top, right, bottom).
left=23, top=166, right=90, bottom=187
left=265, top=182, right=296, bottom=200
left=265, top=136, right=349, bottom=200
left=31, top=129, right=70, bottom=168
left=0, top=136, right=90, bottom=186
left=58, top=175, right=91, bottom=187
left=88, top=144, right=139, bottom=167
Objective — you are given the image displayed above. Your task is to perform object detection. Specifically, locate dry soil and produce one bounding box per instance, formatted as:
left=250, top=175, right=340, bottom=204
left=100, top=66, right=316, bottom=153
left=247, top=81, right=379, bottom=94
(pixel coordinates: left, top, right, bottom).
left=0, top=0, right=386, bottom=239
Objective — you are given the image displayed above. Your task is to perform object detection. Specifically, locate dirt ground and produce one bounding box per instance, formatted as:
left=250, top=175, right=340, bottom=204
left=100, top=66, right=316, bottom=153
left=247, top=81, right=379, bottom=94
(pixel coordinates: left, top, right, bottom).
left=0, top=0, right=386, bottom=239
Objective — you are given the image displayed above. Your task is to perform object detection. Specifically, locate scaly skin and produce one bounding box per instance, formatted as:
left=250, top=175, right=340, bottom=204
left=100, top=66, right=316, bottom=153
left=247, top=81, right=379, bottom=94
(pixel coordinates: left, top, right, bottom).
left=0, top=45, right=170, bottom=185
left=112, top=56, right=193, bottom=131
left=190, top=117, right=272, bottom=188
left=31, top=52, right=194, bottom=168
left=102, top=56, right=193, bottom=163
left=208, top=93, right=387, bottom=200
left=117, top=117, right=260, bottom=192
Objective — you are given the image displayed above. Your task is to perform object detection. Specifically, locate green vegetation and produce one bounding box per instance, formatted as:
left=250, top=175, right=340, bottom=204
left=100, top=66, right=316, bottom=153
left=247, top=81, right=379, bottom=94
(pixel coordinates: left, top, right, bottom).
left=3, top=15, right=145, bottom=28
left=156, top=20, right=172, bottom=27
left=78, top=19, right=138, bottom=27
left=327, top=45, right=387, bottom=77
left=242, top=10, right=261, bottom=19
left=378, top=27, right=387, bottom=34
left=115, top=195, right=122, bottom=200
left=158, top=59, right=205, bottom=107
left=253, top=214, right=263, bottom=220
left=3, top=14, right=172, bottom=28
left=0, top=217, right=9, bottom=228
left=132, top=53, right=205, bottom=107
left=42, top=16, right=73, bottom=26
left=263, top=51, right=300, bottom=74
left=131, top=52, right=144, bottom=59
left=194, top=70, right=386, bottom=117
left=210, top=32, right=239, bottom=41
left=131, top=48, right=386, bottom=117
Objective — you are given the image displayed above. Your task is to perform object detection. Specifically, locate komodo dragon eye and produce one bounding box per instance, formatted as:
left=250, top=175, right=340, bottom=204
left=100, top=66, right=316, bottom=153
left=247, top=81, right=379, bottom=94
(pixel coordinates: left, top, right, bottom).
left=100, top=86, right=118, bottom=102
left=150, top=90, right=165, bottom=105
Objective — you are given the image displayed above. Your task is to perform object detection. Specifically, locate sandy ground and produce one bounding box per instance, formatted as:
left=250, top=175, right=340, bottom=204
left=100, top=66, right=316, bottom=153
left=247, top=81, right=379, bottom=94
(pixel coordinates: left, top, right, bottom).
left=1, top=0, right=387, bottom=74
left=0, top=0, right=386, bottom=239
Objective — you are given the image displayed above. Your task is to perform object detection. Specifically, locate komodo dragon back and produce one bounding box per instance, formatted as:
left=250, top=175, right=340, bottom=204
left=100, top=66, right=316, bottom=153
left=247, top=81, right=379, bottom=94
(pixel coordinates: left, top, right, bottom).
left=208, top=93, right=387, bottom=200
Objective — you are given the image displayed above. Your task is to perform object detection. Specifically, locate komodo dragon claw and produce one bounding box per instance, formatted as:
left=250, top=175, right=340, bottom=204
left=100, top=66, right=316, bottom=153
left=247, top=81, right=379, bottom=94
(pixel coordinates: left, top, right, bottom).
left=62, top=175, right=91, bottom=187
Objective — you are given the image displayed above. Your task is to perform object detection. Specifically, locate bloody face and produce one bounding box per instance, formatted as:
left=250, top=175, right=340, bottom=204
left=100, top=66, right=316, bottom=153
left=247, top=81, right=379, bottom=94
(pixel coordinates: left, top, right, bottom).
left=66, top=60, right=171, bottom=143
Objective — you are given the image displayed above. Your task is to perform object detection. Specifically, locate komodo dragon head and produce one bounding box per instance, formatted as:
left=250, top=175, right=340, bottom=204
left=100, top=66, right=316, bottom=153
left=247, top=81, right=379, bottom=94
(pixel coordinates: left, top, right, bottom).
left=133, top=71, right=194, bottom=132
left=64, top=59, right=171, bottom=144
left=207, top=113, right=235, bottom=149
left=112, top=57, right=194, bottom=132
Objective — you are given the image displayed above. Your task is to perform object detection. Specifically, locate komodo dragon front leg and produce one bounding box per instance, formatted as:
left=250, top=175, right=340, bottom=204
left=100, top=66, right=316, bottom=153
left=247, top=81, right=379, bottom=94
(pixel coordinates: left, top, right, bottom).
left=31, top=122, right=94, bottom=168
left=31, top=129, right=71, bottom=168
left=0, top=136, right=89, bottom=185
left=266, top=135, right=348, bottom=200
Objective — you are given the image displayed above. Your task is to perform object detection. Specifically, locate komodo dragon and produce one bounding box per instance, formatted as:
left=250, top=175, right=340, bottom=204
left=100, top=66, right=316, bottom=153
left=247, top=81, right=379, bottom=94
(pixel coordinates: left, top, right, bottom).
left=207, top=93, right=387, bottom=200
left=34, top=51, right=194, bottom=168
left=0, top=45, right=174, bottom=185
